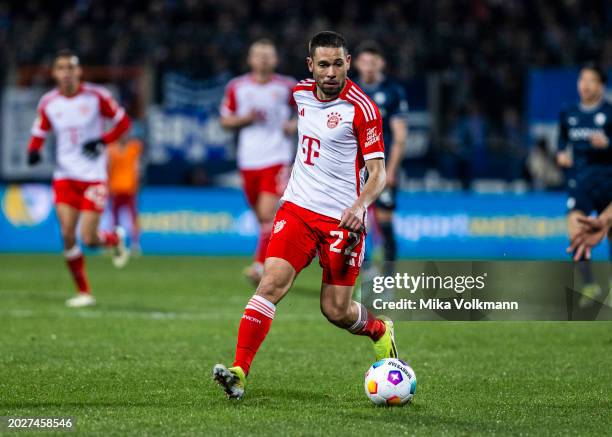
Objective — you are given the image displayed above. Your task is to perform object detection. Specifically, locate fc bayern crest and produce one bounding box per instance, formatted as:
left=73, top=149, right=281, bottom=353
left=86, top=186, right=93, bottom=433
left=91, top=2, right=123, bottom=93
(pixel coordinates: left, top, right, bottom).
left=327, top=112, right=342, bottom=128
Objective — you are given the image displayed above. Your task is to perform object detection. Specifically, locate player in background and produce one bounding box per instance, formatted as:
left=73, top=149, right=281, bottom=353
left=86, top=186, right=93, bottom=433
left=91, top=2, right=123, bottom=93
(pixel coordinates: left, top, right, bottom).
left=214, top=31, right=398, bottom=399
left=220, top=39, right=297, bottom=285
left=108, top=135, right=143, bottom=254
left=556, top=64, right=612, bottom=306
left=353, top=41, right=408, bottom=267
left=27, top=50, right=131, bottom=308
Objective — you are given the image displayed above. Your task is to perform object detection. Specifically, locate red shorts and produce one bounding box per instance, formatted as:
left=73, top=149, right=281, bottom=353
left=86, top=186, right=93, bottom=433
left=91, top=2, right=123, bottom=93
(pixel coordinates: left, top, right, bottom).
left=240, top=164, right=288, bottom=207
left=266, top=201, right=365, bottom=286
left=52, top=179, right=107, bottom=213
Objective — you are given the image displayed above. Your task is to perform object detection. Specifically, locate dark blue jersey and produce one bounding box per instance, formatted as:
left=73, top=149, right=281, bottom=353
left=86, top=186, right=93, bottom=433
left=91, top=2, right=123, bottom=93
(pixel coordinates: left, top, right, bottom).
left=558, top=100, right=612, bottom=177
left=354, top=76, right=408, bottom=158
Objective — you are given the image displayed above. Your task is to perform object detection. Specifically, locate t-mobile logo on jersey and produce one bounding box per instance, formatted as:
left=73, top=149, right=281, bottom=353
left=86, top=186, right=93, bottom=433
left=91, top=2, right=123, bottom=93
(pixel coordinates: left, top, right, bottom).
left=301, top=135, right=320, bottom=166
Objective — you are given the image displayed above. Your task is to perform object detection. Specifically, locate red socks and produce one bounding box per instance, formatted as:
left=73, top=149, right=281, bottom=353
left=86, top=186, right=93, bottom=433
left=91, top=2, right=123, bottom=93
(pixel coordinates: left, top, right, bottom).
left=64, top=246, right=90, bottom=294
left=98, top=230, right=119, bottom=247
left=233, top=295, right=276, bottom=375
left=255, top=224, right=272, bottom=264
left=348, top=302, right=386, bottom=341
left=232, top=299, right=384, bottom=377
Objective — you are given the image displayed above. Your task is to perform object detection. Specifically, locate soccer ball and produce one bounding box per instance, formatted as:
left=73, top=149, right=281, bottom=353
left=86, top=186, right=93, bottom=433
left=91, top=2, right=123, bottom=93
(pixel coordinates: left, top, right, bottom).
left=364, top=358, right=416, bottom=406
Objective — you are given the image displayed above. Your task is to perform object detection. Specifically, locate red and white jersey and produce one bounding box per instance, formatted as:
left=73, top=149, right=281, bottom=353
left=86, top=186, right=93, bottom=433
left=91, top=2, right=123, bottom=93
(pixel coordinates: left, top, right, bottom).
left=282, top=78, right=385, bottom=220
left=30, top=82, right=126, bottom=182
left=220, top=73, right=296, bottom=170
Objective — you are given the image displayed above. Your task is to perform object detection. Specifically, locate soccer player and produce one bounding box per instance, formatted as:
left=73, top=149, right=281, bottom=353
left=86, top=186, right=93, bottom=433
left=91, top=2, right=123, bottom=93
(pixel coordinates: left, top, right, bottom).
left=353, top=41, right=408, bottom=265
left=556, top=64, right=612, bottom=306
left=26, top=50, right=131, bottom=308
left=220, top=39, right=297, bottom=285
left=213, top=31, right=398, bottom=399
left=108, top=135, right=143, bottom=253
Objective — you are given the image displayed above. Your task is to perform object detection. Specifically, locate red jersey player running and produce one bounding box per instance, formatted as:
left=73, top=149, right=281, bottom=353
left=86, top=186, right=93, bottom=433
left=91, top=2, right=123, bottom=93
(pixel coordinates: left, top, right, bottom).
left=213, top=32, right=398, bottom=399
left=220, top=39, right=297, bottom=284
left=26, top=50, right=131, bottom=308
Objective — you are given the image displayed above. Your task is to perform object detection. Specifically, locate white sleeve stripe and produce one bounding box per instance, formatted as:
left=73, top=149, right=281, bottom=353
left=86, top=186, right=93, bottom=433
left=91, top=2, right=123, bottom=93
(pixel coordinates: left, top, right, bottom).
left=351, top=89, right=376, bottom=120
left=351, top=87, right=377, bottom=116
left=349, top=88, right=376, bottom=120
left=346, top=96, right=368, bottom=122
left=294, top=90, right=313, bottom=97
left=220, top=106, right=234, bottom=116
left=112, top=107, right=125, bottom=123
left=348, top=90, right=374, bottom=121
left=31, top=127, right=48, bottom=138
left=363, top=151, right=384, bottom=160
left=347, top=90, right=369, bottom=119
left=349, top=94, right=373, bottom=122
left=346, top=94, right=372, bottom=122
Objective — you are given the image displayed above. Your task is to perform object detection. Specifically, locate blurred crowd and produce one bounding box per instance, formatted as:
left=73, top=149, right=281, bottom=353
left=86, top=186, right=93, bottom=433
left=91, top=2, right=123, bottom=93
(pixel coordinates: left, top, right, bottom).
left=1, top=0, right=611, bottom=188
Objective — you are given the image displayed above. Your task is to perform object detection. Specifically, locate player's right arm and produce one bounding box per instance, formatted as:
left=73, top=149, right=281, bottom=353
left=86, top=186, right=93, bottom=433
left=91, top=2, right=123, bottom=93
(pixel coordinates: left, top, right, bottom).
left=26, top=103, right=52, bottom=166
left=283, top=83, right=299, bottom=137
left=556, top=110, right=572, bottom=168
left=219, top=81, right=256, bottom=129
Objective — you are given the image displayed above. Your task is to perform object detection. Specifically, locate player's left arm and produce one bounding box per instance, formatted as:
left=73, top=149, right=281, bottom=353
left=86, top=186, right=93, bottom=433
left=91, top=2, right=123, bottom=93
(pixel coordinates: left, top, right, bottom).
left=82, top=90, right=131, bottom=158
left=339, top=103, right=386, bottom=232
left=339, top=158, right=386, bottom=232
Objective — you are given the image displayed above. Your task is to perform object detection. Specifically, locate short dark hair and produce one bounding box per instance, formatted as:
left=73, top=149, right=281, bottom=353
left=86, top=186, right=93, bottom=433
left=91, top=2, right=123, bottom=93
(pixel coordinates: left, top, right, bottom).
left=308, top=31, right=347, bottom=58
left=54, top=49, right=79, bottom=65
left=580, top=62, right=607, bottom=84
left=355, top=40, right=384, bottom=58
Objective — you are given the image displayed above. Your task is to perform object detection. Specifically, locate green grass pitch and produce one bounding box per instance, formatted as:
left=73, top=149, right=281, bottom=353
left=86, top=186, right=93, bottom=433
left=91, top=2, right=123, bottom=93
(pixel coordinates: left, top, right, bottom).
left=1, top=254, right=611, bottom=436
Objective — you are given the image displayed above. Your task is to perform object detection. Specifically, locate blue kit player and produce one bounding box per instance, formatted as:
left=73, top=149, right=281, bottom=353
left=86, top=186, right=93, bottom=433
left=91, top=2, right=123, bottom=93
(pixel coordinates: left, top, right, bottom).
left=354, top=41, right=408, bottom=265
left=556, top=63, right=612, bottom=306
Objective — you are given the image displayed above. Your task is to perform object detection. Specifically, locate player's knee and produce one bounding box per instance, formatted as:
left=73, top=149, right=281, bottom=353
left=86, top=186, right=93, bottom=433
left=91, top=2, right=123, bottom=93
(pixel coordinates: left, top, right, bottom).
left=256, top=273, right=289, bottom=304
left=80, top=232, right=98, bottom=248
left=61, top=232, right=76, bottom=249
left=321, top=300, right=351, bottom=326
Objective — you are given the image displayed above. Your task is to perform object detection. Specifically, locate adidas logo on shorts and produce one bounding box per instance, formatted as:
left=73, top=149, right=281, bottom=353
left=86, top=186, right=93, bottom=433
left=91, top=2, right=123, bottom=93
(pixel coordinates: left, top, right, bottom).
left=274, top=219, right=286, bottom=234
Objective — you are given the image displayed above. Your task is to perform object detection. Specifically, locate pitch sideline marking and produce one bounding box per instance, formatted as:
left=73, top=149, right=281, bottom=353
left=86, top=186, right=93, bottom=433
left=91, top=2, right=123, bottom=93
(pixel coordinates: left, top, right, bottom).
left=1, top=308, right=322, bottom=322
